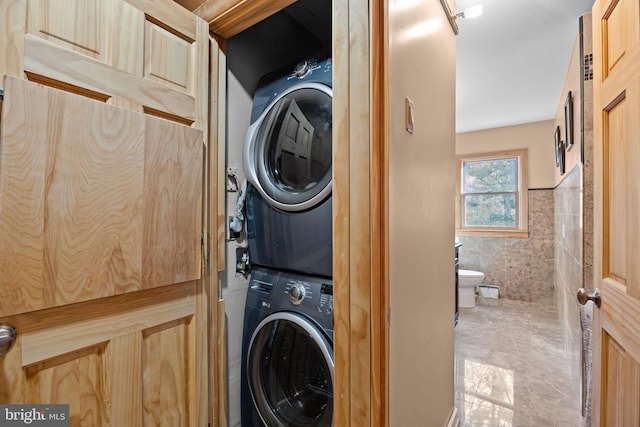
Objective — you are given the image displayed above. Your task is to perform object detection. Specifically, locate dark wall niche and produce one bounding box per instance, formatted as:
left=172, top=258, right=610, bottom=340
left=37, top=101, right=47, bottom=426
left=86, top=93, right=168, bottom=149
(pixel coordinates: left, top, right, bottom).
left=227, top=0, right=332, bottom=97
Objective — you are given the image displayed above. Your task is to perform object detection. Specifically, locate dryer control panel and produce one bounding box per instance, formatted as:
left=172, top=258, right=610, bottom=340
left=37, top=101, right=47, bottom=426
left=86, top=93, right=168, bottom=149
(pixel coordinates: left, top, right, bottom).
left=250, top=56, right=332, bottom=124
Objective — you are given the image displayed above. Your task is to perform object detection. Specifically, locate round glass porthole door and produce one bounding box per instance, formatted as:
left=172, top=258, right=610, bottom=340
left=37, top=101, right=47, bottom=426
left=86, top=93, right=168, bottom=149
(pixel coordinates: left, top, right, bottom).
left=244, top=83, right=332, bottom=211
left=248, top=312, right=334, bottom=427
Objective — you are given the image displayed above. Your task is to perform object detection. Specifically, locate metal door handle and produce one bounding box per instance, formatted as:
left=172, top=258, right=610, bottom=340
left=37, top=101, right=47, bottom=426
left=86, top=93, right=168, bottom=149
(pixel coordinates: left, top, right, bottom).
left=0, top=324, right=16, bottom=356
left=577, top=288, right=601, bottom=308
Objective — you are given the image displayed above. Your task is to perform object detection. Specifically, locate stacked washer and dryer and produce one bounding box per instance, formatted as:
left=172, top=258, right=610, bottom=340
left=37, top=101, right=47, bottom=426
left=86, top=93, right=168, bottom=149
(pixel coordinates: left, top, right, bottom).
left=240, top=57, right=335, bottom=427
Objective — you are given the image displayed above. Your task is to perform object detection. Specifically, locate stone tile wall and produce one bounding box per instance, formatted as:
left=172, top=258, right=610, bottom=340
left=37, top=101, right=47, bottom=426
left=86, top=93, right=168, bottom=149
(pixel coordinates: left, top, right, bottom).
left=553, top=164, right=585, bottom=423
left=554, top=164, right=584, bottom=322
left=457, top=189, right=555, bottom=301
left=555, top=165, right=583, bottom=297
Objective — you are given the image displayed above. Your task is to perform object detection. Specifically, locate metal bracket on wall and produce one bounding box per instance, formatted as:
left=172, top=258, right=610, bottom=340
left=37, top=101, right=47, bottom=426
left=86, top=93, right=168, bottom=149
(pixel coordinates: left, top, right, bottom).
left=439, top=0, right=459, bottom=35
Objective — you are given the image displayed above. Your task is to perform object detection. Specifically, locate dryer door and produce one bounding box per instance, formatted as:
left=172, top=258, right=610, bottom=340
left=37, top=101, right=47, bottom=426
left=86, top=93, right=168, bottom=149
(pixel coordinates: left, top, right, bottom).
left=244, top=83, right=332, bottom=212
left=248, top=312, right=333, bottom=426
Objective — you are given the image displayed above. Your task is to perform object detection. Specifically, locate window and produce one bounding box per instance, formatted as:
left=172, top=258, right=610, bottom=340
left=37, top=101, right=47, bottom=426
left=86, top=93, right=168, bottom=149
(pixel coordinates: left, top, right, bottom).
left=456, top=149, right=528, bottom=238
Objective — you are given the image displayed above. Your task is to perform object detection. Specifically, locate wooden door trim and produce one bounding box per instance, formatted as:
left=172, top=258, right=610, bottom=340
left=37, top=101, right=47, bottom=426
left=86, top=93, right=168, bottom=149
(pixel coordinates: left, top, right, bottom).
left=181, top=0, right=389, bottom=425
left=331, top=0, right=388, bottom=424
left=173, top=0, right=390, bottom=424
left=372, top=0, right=389, bottom=424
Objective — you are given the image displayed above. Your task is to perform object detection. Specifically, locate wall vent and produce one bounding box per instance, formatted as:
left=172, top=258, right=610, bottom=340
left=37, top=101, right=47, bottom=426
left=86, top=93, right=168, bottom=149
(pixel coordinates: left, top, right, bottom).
left=584, top=54, right=593, bottom=81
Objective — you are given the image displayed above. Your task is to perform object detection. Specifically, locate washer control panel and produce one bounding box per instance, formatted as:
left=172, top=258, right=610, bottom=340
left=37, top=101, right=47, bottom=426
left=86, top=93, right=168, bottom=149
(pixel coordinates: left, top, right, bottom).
left=285, top=280, right=312, bottom=305
left=283, top=278, right=333, bottom=316
left=288, top=283, right=306, bottom=305
left=319, top=284, right=333, bottom=315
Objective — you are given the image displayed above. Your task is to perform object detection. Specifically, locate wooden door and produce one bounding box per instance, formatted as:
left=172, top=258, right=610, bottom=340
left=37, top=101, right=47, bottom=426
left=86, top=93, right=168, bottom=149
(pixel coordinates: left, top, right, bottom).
left=592, top=0, right=640, bottom=424
left=0, top=0, right=214, bottom=425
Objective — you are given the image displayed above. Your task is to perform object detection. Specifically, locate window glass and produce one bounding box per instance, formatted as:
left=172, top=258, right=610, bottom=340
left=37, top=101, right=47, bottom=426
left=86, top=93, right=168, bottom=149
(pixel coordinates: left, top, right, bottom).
left=463, top=159, right=516, bottom=193
left=456, top=150, right=528, bottom=237
left=464, top=194, right=516, bottom=227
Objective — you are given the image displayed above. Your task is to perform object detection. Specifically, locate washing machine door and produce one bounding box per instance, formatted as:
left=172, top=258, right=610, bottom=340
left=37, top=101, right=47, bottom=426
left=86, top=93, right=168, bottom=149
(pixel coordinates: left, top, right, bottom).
left=248, top=312, right=333, bottom=426
left=244, top=82, right=332, bottom=212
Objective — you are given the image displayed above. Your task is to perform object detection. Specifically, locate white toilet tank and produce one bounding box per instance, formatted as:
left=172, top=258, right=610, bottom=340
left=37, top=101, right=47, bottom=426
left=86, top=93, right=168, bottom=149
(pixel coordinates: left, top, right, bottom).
left=458, top=269, right=485, bottom=308
left=459, top=269, right=484, bottom=287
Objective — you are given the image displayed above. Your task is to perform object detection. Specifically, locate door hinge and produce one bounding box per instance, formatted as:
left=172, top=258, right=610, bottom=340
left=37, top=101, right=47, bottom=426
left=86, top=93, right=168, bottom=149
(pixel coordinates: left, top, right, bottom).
left=0, top=88, right=4, bottom=98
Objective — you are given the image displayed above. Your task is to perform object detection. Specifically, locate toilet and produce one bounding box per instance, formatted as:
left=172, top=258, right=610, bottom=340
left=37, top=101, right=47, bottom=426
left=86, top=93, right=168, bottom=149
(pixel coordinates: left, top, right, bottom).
left=458, top=269, right=485, bottom=308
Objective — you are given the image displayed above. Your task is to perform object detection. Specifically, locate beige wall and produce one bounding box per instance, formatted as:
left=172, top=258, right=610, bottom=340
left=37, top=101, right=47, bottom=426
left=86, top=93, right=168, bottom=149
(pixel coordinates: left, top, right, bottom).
left=553, top=29, right=586, bottom=185
left=456, top=120, right=556, bottom=189
left=388, top=0, right=457, bottom=425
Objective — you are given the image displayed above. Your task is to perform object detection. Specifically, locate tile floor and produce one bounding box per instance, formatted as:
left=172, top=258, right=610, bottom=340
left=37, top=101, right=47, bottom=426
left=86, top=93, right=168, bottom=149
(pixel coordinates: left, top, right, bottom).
left=455, top=295, right=586, bottom=427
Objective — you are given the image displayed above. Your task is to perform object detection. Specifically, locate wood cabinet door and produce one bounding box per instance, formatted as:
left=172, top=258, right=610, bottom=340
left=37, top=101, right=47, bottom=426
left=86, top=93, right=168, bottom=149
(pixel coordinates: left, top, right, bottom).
left=592, top=0, right=640, bottom=424
left=0, top=1, right=212, bottom=425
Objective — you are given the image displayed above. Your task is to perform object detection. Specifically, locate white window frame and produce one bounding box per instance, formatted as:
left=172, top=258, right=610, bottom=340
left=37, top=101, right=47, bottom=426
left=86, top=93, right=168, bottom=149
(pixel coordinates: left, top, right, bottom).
left=455, top=149, right=529, bottom=238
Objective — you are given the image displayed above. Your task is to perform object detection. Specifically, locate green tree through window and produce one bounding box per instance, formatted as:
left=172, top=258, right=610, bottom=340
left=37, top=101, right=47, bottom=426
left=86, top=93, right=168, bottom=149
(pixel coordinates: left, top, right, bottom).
left=463, top=159, right=517, bottom=227
left=456, top=150, right=528, bottom=237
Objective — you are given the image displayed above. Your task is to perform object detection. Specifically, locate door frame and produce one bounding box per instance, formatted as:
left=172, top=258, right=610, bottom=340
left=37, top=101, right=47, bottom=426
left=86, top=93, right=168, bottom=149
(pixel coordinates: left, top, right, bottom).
left=189, top=0, right=389, bottom=425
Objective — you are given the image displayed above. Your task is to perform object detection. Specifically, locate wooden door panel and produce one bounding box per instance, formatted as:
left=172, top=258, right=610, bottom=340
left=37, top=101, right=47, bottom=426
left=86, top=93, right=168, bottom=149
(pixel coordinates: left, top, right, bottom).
left=23, top=0, right=207, bottom=125
left=142, top=115, right=203, bottom=288
left=602, top=0, right=629, bottom=77
left=23, top=35, right=197, bottom=121
left=142, top=319, right=194, bottom=426
left=144, top=21, right=192, bottom=93
left=0, top=77, right=202, bottom=316
left=605, top=96, right=627, bottom=284
left=602, top=331, right=640, bottom=426
left=25, top=344, right=109, bottom=425
left=603, top=333, right=624, bottom=426
left=601, top=80, right=640, bottom=298
left=27, top=0, right=107, bottom=60
left=593, top=0, right=640, bottom=423
left=1, top=282, right=198, bottom=425
left=109, top=0, right=145, bottom=77
left=0, top=0, right=214, bottom=424
left=0, top=76, right=145, bottom=316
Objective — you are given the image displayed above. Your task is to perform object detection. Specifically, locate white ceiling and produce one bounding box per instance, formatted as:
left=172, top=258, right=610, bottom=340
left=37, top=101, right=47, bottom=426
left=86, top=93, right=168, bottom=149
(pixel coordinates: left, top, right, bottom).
left=455, top=0, right=595, bottom=133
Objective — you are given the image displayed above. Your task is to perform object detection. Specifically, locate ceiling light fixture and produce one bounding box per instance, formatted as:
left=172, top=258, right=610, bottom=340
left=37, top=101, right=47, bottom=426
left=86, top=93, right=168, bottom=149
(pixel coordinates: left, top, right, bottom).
left=456, top=5, right=484, bottom=19
left=440, top=1, right=483, bottom=35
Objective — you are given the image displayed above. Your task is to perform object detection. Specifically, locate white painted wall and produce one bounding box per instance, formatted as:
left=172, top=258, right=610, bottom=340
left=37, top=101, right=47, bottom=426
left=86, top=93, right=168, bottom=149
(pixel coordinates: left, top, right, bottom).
left=224, top=71, right=253, bottom=427
left=388, top=0, right=457, bottom=424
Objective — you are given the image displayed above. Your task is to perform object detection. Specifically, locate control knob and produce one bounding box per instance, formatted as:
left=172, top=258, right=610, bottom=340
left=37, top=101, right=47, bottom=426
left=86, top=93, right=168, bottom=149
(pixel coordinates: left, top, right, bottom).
left=289, top=283, right=306, bottom=305
left=293, top=60, right=311, bottom=78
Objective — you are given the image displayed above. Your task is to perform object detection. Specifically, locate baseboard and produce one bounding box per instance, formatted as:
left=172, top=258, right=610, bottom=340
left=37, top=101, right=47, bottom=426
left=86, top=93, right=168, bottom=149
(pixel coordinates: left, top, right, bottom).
left=447, top=407, right=460, bottom=427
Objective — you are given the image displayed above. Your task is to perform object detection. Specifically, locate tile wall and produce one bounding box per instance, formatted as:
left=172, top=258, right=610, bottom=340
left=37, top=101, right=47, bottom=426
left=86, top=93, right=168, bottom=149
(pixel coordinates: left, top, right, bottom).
left=553, top=164, right=583, bottom=387
left=457, top=189, right=555, bottom=301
